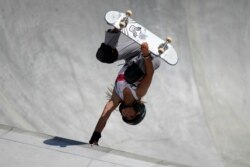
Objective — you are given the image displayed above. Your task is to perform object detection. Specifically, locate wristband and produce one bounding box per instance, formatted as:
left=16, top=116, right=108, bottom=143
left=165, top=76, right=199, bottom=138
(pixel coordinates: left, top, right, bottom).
left=89, top=131, right=101, bottom=144
left=143, top=54, right=151, bottom=59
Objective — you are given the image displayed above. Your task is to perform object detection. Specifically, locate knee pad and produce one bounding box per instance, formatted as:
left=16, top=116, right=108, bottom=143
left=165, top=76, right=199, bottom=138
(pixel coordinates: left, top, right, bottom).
left=124, top=62, right=145, bottom=84
left=96, top=43, right=118, bottom=63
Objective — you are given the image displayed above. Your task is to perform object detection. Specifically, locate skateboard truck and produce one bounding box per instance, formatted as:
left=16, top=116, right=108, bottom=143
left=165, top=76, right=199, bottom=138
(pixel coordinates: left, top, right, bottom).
left=158, top=37, right=172, bottom=54
left=119, top=10, right=133, bottom=29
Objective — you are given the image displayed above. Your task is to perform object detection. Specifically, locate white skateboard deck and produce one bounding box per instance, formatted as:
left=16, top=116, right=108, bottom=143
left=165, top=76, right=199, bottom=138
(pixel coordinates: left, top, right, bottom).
left=105, top=11, right=178, bottom=65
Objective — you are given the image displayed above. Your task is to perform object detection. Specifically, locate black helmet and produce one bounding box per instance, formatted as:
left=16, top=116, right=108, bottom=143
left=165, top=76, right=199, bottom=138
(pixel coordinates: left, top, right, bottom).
left=119, top=101, right=146, bottom=125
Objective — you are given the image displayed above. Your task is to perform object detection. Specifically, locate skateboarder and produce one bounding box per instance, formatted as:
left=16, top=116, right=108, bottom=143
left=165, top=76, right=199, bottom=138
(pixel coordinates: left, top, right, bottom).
left=89, top=28, right=161, bottom=145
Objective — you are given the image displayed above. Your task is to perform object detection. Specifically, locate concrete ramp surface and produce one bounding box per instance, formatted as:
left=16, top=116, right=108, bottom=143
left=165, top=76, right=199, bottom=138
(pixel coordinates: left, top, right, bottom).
left=0, top=0, right=249, bottom=167
left=0, top=124, right=189, bottom=167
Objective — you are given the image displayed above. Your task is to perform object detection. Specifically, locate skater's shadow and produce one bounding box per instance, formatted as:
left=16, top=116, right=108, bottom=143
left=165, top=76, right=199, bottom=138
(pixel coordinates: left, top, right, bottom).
left=44, top=136, right=86, bottom=147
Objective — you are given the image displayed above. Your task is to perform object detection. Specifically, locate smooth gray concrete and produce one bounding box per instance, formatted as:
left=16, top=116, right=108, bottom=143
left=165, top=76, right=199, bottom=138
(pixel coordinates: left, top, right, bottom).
left=0, top=0, right=249, bottom=167
left=0, top=124, right=184, bottom=167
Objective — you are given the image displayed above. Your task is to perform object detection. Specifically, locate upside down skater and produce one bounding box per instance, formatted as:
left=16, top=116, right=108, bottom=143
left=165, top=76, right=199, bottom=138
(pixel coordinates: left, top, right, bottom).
left=89, top=28, right=161, bottom=145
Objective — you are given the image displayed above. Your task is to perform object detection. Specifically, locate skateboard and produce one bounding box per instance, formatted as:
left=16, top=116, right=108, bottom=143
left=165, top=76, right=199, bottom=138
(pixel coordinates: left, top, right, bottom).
left=105, top=10, right=178, bottom=65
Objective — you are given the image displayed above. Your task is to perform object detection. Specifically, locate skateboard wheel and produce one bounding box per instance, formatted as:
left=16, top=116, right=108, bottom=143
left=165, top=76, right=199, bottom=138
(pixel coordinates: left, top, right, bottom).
left=126, top=10, right=133, bottom=16
left=158, top=48, right=164, bottom=54
left=166, top=37, right=172, bottom=43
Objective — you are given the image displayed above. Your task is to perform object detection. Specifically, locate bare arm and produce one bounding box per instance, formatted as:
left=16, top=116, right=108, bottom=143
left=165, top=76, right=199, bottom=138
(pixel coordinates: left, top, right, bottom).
left=89, top=89, right=121, bottom=145
left=136, top=42, right=154, bottom=98
left=94, top=91, right=120, bottom=132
